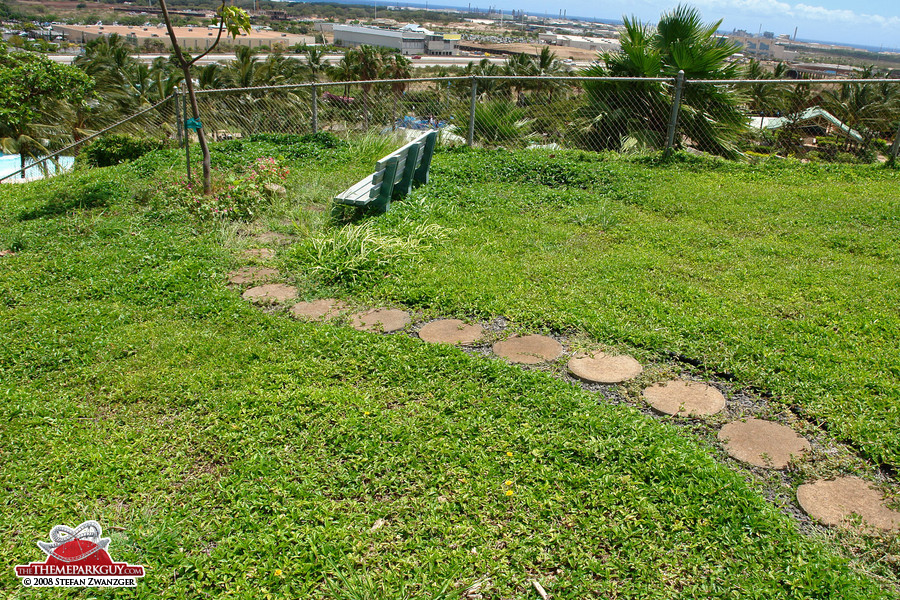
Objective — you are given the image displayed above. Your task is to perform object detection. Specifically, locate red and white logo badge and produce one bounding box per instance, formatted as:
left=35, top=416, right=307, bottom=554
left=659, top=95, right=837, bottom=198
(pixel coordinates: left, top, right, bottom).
left=15, top=521, right=145, bottom=588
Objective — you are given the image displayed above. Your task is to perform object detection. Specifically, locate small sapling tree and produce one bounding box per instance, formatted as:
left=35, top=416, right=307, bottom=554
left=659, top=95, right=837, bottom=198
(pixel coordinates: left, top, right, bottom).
left=157, top=0, right=250, bottom=193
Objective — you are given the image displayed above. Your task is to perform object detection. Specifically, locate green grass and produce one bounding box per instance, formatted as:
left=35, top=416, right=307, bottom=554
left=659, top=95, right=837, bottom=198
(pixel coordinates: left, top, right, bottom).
left=0, top=141, right=896, bottom=598
left=314, top=148, right=900, bottom=471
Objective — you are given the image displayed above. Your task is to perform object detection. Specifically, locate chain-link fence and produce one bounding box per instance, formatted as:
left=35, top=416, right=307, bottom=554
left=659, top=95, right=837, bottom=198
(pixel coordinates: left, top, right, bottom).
left=192, top=75, right=900, bottom=164
left=0, top=95, right=178, bottom=183
left=6, top=74, right=899, bottom=184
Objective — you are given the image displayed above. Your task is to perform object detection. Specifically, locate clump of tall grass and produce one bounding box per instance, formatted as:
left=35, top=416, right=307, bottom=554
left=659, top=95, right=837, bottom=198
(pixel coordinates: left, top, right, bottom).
left=345, top=131, right=408, bottom=164
left=291, top=221, right=444, bottom=284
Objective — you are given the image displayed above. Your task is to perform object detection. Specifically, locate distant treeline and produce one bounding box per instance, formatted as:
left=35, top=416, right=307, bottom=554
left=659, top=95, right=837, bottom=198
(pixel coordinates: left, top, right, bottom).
left=784, top=44, right=900, bottom=68
left=165, top=0, right=464, bottom=25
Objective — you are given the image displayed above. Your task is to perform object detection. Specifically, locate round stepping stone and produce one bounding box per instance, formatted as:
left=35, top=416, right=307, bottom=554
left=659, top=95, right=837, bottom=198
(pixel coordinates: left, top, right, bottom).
left=350, top=308, right=410, bottom=333
left=242, top=248, right=276, bottom=260
left=241, top=284, right=297, bottom=303
left=492, top=335, right=563, bottom=365
left=418, top=319, right=484, bottom=345
left=227, top=267, right=279, bottom=286
left=254, top=232, right=292, bottom=245
left=717, top=419, right=810, bottom=469
left=568, top=352, right=642, bottom=384
left=797, top=476, right=900, bottom=532
left=290, top=299, right=348, bottom=321
left=642, top=380, right=725, bottom=417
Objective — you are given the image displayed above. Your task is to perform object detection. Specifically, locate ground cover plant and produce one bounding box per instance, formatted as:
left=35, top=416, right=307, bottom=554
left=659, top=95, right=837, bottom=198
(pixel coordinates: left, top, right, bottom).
left=309, top=148, right=900, bottom=473
left=0, top=138, right=897, bottom=598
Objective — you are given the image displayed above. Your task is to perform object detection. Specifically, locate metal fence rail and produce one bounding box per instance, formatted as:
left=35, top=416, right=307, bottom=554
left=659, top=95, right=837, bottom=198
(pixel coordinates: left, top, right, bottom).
left=7, top=74, right=900, bottom=184
left=0, top=95, right=177, bottom=184
left=191, top=75, right=900, bottom=164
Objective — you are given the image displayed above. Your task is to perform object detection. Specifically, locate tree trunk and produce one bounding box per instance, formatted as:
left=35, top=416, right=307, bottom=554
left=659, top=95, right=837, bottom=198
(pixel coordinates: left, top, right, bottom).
left=158, top=0, right=214, bottom=194
left=181, top=68, right=213, bottom=193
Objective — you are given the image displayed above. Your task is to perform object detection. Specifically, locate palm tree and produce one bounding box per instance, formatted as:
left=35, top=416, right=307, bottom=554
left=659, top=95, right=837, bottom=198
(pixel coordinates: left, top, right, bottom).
left=744, top=59, right=787, bottom=116
left=0, top=132, right=49, bottom=178
left=74, top=33, right=139, bottom=113
left=381, top=51, right=411, bottom=129
left=261, top=51, right=304, bottom=85
left=304, top=46, right=330, bottom=82
left=822, top=66, right=900, bottom=153
left=532, top=45, right=566, bottom=102
left=460, top=58, right=502, bottom=100
left=503, top=52, right=537, bottom=105
left=577, top=19, right=671, bottom=152
left=198, top=63, right=226, bottom=90
left=225, top=46, right=269, bottom=88
left=343, top=45, right=384, bottom=129
left=578, top=5, right=747, bottom=157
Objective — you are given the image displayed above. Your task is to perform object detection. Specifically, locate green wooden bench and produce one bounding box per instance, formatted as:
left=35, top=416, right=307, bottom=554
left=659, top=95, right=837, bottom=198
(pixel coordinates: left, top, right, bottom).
left=333, top=130, right=438, bottom=216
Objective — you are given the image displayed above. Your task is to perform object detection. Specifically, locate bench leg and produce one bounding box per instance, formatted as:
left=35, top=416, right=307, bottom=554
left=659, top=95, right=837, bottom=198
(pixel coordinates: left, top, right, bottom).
left=330, top=202, right=345, bottom=223
left=413, top=131, right=438, bottom=186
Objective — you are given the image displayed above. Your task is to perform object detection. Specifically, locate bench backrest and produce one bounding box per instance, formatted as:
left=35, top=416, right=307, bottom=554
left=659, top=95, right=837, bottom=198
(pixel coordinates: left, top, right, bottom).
left=369, top=130, right=437, bottom=212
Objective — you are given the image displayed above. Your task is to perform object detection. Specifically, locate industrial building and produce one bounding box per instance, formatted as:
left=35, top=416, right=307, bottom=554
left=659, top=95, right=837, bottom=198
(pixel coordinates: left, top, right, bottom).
left=332, top=24, right=459, bottom=56
left=727, top=31, right=798, bottom=61
left=537, top=33, right=620, bottom=54
left=53, top=24, right=312, bottom=50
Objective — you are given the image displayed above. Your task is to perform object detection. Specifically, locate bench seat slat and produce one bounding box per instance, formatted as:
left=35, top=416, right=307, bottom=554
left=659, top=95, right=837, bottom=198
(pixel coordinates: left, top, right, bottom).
left=336, top=174, right=375, bottom=200
left=333, top=131, right=437, bottom=213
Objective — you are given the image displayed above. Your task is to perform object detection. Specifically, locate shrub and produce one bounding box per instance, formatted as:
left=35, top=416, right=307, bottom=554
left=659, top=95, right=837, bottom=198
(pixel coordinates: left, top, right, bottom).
left=192, top=157, right=289, bottom=220
left=210, top=133, right=348, bottom=169
left=17, top=171, right=130, bottom=220
left=454, top=101, right=535, bottom=147
left=80, top=135, right=171, bottom=168
left=815, top=135, right=845, bottom=160
left=151, top=157, right=290, bottom=221
left=834, top=151, right=857, bottom=164
left=870, top=138, right=891, bottom=155
left=247, top=132, right=347, bottom=149
left=291, top=222, right=444, bottom=284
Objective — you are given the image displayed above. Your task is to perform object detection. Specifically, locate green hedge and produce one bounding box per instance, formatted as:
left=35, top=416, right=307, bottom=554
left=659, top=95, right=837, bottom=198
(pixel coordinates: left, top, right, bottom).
left=80, top=134, right=173, bottom=168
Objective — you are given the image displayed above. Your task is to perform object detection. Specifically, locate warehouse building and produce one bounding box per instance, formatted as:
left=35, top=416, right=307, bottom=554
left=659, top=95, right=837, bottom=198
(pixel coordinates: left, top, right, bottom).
left=538, top=32, right=620, bottom=53
left=54, top=24, right=312, bottom=50
left=332, top=24, right=459, bottom=56
left=727, top=31, right=798, bottom=61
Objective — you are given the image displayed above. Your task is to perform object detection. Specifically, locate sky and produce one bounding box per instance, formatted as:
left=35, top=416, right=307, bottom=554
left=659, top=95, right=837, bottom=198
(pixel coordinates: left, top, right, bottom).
left=508, top=0, right=900, bottom=49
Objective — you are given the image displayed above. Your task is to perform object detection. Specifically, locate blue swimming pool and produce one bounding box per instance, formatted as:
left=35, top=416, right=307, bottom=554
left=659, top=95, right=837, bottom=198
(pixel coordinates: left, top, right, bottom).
left=0, top=154, right=75, bottom=181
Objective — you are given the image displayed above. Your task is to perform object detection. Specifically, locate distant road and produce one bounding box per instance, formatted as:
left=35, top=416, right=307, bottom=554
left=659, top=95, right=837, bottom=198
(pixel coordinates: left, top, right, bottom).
left=46, top=53, right=518, bottom=68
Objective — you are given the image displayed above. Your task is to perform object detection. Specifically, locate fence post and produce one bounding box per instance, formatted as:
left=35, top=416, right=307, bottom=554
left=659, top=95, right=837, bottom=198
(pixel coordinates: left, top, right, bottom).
left=311, top=83, right=319, bottom=134
left=891, top=120, right=900, bottom=162
left=174, top=89, right=183, bottom=147
left=181, top=83, right=191, bottom=181
left=665, top=70, right=685, bottom=158
left=467, top=76, right=478, bottom=146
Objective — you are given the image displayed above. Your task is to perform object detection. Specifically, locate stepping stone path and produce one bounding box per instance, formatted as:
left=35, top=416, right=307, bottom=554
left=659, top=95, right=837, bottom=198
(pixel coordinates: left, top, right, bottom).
left=418, top=319, right=484, bottom=345
left=228, top=263, right=898, bottom=540
left=797, top=476, right=900, bottom=531
left=241, top=284, right=297, bottom=303
left=254, top=232, right=292, bottom=245
left=227, top=267, right=279, bottom=286
left=242, top=248, right=276, bottom=260
left=643, top=380, right=725, bottom=417
left=718, top=419, right=810, bottom=469
left=568, top=352, right=643, bottom=384
left=492, top=334, right=562, bottom=365
left=350, top=308, right=411, bottom=333
left=290, top=299, right=348, bottom=321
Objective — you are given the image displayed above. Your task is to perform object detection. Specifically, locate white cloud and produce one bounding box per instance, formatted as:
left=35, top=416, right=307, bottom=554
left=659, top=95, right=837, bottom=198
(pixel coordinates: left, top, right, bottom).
left=687, top=0, right=900, bottom=28
left=794, top=3, right=900, bottom=26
